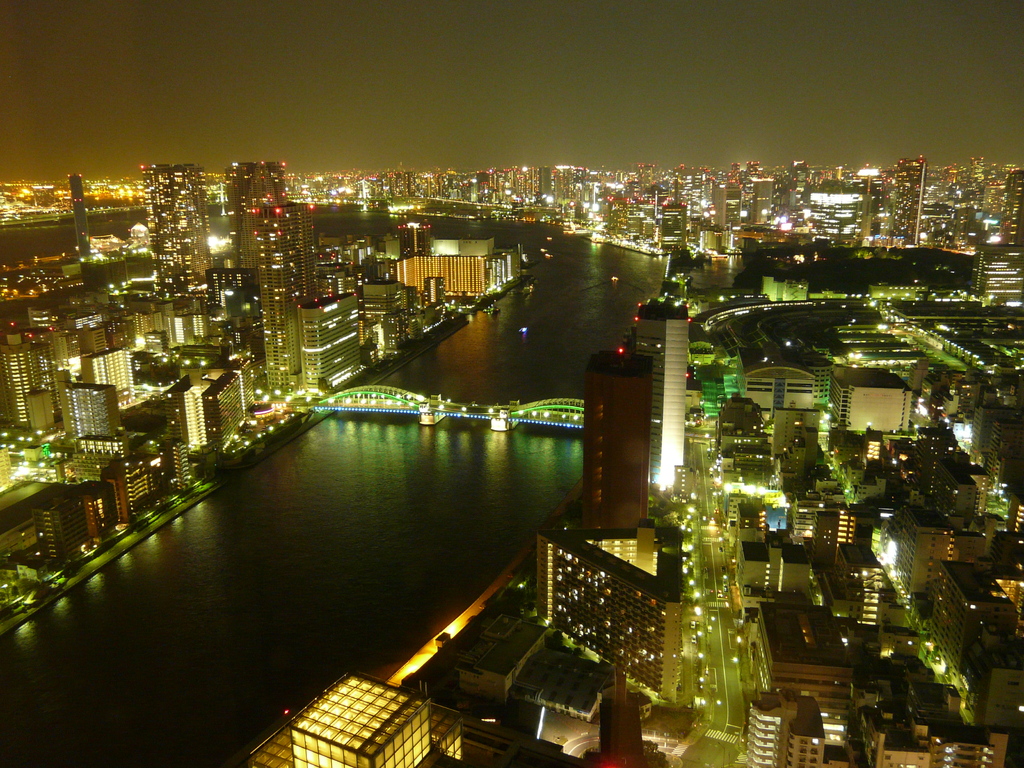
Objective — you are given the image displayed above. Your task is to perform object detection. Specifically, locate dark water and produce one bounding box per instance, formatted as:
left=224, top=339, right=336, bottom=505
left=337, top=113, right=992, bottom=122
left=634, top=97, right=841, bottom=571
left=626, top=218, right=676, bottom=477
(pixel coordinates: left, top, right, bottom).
left=0, top=216, right=681, bottom=768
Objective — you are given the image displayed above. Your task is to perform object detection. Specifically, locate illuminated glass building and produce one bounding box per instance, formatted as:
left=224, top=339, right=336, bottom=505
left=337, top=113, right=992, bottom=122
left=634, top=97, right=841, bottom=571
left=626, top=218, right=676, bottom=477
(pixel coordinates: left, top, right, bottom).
left=143, top=164, right=211, bottom=294
left=226, top=161, right=287, bottom=269
left=247, top=673, right=462, bottom=768
left=537, top=526, right=683, bottom=700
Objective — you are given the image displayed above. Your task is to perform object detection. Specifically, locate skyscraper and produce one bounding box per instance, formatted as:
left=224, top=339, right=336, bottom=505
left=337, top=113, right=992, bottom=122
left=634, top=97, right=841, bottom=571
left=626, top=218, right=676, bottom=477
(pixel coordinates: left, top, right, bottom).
left=658, top=204, right=687, bottom=252
left=254, top=202, right=316, bottom=391
left=751, top=178, right=775, bottom=224
left=888, top=156, right=927, bottom=245
left=634, top=299, right=689, bottom=490
left=712, top=183, right=743, bottom=229
left=143, top=164, right=211, bottom=294
left=582, top=351, right=653, bottom=528
left=1001, top=169, right=1024, bottom=246
left=225, top=161, right=287, bottom=269
left=68, top=174, right=90, bottom=259
left=397, top=221, right=432, bottom=258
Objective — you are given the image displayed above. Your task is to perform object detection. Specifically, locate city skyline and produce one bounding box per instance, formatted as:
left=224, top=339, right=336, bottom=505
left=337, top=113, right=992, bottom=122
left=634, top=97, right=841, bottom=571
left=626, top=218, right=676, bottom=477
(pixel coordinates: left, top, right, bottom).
left=3, top=2, right=1023, bottom=178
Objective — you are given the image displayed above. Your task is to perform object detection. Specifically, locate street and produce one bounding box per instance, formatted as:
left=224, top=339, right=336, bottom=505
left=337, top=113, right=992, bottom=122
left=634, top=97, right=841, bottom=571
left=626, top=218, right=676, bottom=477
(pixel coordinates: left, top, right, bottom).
left=679, top=433, right=747, bottom=768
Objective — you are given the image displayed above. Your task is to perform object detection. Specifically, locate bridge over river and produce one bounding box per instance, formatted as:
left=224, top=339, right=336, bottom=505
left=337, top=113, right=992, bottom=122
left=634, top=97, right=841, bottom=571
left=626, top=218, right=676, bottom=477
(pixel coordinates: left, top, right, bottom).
left=312, top=385, right=583, bottom=431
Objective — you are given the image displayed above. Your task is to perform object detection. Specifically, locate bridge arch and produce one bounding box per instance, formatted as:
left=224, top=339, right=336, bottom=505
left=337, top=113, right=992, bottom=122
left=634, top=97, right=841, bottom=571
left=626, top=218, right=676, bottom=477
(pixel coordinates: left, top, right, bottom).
left=319, top=386, right=427, bottom=409
left=510, top=399, right=585, bottom=427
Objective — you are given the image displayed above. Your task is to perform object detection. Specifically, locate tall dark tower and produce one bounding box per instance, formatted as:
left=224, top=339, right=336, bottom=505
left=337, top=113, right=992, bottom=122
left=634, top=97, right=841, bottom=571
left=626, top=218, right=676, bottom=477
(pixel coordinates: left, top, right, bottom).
left=397, top=221, right=432, bottom=258
left=69, top=174, right=90, bottom=259
left=582, top=351, right=653, bottom=529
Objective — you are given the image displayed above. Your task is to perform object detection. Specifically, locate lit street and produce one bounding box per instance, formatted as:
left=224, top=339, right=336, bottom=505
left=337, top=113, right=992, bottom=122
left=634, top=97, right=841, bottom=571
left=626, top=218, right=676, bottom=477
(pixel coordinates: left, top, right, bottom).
left=679, top=432, right=747, bottom=768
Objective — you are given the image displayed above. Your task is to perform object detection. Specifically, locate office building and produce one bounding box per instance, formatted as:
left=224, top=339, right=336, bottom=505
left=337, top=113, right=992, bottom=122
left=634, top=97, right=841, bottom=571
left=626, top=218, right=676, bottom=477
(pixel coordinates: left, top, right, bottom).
left=0, top=333, right=55, bottom=428
left=633, top=299, right=688, bottom=489
left=298, top=294, right=361, bottom=393
left=81, top=347, right=134, bottom=404
left=246, top=673, right=463, bottom=768
left=972, top=245, right=1024, bottom=305
left=889, top=156, right=927, bottom=245
left=713, top=183, right=743, bottom=229
left=537, top=526, right=682, bottom=700
left=658, top=204, right=687, bottom=252
left=226, top=161, right=287, bottom=269
left=752, top=178, right=775, bottom=225
left=747, top=691, right=826, bottom=768
left=1001, top=169, right=1024, bottom=246
left=69, top=173, right=90, bottom=259
left=582, top=351, right=653, bottom=529
left=829, top=366, right=912, bottom=431
left=61, top=382, right=120, bottom=438
left=807, top=187, right=864, bottom=243
left=254, top=202, right=316, bottom=391
left=143, top=164, right=211, bottom=294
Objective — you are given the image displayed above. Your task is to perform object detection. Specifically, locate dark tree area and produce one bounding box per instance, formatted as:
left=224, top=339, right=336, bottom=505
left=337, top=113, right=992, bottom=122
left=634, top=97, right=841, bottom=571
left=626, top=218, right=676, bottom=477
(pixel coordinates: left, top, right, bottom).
left=732, top=245, right=972, bottom=295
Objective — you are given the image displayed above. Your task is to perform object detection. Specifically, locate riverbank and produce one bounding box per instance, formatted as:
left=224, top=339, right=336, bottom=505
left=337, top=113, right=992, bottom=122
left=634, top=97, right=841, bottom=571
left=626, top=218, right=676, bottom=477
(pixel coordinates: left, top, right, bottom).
left=385, top=477, right=583, bottom=687
left=0, top=477, right=225, bottom=639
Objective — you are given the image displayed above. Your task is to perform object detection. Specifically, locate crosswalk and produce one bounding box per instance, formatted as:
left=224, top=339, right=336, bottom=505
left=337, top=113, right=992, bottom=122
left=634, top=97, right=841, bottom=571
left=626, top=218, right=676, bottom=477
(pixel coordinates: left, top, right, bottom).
left=705, top=728, right=742, bottom=745
left=704, top=599, right=729, bottom=607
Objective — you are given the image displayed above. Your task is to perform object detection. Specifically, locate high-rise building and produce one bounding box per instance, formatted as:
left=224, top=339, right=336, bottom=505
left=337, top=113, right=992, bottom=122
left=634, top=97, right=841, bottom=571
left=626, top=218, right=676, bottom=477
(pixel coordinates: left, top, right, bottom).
left=81, top=347, right=134, bottom=404
left=658, top=204, right=687, bottom=252
left=165, top=376, right=207, bottom=449
left=972, top=245, right=1024, bottom=305
left=712, top=183, right=743, bottom=229
left=633, top=299, right=689, bottom=489
left=751, top=178, right=775, bottom=225
left=298, top=294, right=361, bottom=393
left=1000, top=169, right=1024, bottom=246
left=225, top=161, right=287, bottom=269
left=0, top=333, right=56, bottom=427
left=68, top=174, right=90, bottom=259
left=32, top=492, right=90, bottom=561
left=61, top=383, right=121, bottom=438
left=143, top=164, right=211, bottom=294
left=254, top=203, right=316, bottom=391
left=888, top=156, right=927, bottom=245
left=397, top=221, right=432, bottom=258
left=582, top=351, right=653, bottom=529
left=361, top=280, right=408, bottom=353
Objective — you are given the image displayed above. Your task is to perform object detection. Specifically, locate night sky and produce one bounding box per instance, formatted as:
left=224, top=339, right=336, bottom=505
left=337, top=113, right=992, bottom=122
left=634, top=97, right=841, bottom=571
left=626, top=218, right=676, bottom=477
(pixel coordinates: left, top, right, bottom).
left=2, top=0, right=1022, bottom=178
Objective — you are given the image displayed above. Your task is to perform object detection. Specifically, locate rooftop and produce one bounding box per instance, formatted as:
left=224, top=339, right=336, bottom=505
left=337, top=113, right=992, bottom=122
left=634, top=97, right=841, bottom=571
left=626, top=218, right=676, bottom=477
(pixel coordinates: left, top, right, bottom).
left=831, top=366, right=909, bottom=390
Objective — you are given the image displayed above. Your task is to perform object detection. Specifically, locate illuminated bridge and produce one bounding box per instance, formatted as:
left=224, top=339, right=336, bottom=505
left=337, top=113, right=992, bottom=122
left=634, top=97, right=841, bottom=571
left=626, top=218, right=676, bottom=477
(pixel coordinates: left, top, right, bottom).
left=313, top=386, right=584, bottom=431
